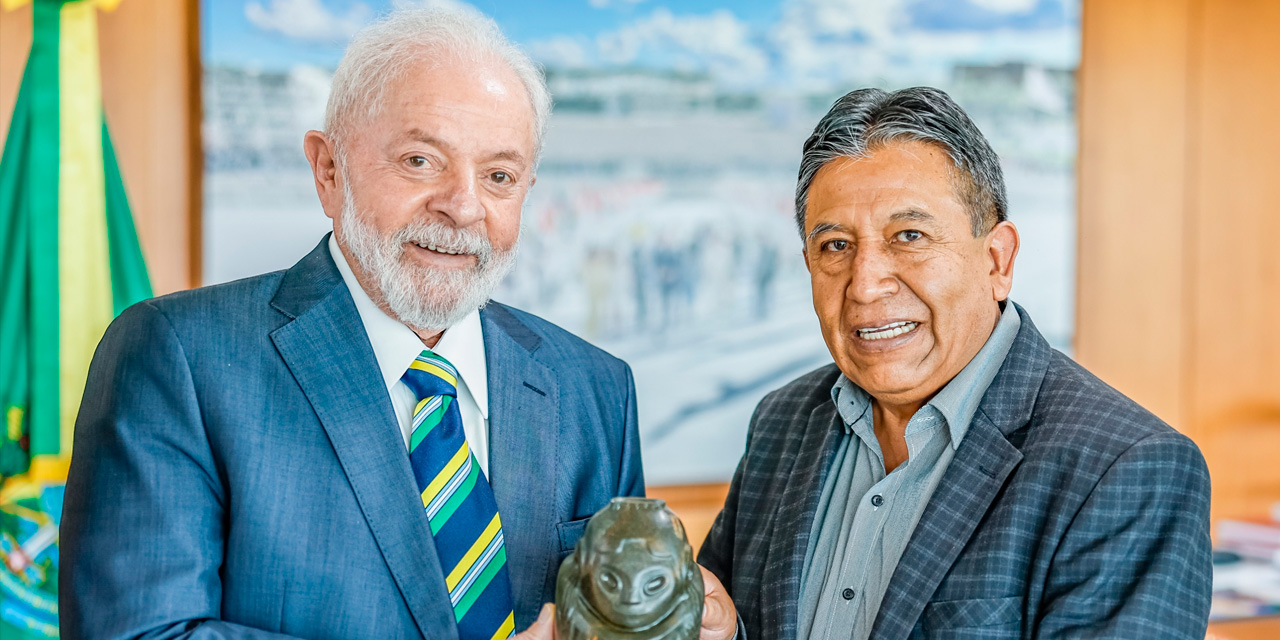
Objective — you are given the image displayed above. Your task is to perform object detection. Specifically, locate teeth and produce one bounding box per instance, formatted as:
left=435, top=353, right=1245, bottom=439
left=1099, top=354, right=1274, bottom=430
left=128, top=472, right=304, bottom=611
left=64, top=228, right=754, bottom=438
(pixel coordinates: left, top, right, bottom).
left=858, top=321, right=918, bottom=341
left=416, top=242, right=461, bottom=255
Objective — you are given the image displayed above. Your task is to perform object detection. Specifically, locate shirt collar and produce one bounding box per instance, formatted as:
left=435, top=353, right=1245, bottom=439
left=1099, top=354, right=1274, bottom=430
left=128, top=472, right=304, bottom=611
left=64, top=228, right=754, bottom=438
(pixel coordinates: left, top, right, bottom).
left=829, top=301, right=1022, bottom=450
left=328, top=235, right=489, bottom=419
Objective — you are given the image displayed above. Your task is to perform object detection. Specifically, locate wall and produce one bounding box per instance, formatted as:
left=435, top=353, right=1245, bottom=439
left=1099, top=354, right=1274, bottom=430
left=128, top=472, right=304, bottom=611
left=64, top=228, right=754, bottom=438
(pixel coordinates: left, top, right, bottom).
left=0, top=0, right=201, bottom=294
left=1077, top=0, right=1280, bottom=522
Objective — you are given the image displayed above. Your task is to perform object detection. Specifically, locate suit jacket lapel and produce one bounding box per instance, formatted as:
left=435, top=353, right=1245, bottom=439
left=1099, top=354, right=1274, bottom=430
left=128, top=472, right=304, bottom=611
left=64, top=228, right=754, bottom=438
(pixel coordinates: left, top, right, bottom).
left=481, top=303, right=559, bottom=627
left=870, top=304, right=1050, bottom=640
left=269, top=238, right=456, bottom=640
left=763, top=397, right=845, bottom=635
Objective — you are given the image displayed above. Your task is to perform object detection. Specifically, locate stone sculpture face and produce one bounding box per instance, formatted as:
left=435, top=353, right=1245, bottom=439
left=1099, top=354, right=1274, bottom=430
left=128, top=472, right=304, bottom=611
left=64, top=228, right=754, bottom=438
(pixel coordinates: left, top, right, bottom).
left=556, top=498, right=703, bottom=640
left=584, top=537, right=681, bottom=627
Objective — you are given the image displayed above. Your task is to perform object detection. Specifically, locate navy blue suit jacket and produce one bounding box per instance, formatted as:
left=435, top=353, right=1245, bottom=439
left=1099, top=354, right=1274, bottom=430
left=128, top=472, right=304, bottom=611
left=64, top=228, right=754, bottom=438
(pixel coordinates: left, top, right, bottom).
left=699, top=305, right=1213, bottom=639
left=60, top=238, right=644, bottom=639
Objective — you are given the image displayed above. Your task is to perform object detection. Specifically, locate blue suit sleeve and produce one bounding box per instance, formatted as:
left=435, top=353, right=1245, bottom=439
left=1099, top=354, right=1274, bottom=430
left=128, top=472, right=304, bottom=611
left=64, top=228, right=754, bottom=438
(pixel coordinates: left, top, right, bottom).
left=1035, top=431, right=1213, bottom=639
left=616, top=362, right=645, bottom=498
left=60, top=302, right=302, bottom=640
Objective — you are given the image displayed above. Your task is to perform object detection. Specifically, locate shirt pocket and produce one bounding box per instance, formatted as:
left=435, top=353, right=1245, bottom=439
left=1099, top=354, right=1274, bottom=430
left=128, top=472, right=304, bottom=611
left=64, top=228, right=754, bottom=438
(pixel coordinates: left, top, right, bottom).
left=555, top=517, right=591, bottom=558
left=921, top=595, right=1021, bottom=635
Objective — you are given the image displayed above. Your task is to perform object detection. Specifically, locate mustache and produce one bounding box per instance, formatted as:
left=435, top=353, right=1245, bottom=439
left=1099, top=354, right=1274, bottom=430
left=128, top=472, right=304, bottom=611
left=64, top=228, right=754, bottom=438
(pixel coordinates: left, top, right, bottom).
left=392, top=220, right=494, bottom=266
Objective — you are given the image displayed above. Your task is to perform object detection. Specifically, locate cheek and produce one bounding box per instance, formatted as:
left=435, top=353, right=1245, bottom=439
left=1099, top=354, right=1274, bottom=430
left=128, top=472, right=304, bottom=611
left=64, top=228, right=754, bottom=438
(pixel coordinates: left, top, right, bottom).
left=913, top=258, right=990, bottom=334
left=356, top=186, right=419, bottom=234
left=485, top=206, right=522, bottom=249
left=810, top=269, right=848, bottom=314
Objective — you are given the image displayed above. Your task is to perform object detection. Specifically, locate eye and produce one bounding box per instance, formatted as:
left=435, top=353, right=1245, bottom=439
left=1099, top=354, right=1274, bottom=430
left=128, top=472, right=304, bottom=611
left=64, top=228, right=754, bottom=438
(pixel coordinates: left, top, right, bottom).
left=406, top=156, right=428, bottom=169
left=895, top=229, right=923, bottom=243
left=490, top=170, right=512, bottom=185
left=598, top=572, right=620, bottom=592
left=644, top=576, right=667, bottom=595
left=820, top=239, right=849, bottom=252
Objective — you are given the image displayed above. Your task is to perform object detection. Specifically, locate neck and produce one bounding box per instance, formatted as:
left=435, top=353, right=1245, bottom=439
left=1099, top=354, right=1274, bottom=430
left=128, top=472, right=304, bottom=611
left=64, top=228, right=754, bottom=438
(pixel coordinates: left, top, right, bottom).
left=871, top=398, right=922, bottom=473
left=414, top=327, right=444, bottom=348
left=872, top=399, right=924, bottom=437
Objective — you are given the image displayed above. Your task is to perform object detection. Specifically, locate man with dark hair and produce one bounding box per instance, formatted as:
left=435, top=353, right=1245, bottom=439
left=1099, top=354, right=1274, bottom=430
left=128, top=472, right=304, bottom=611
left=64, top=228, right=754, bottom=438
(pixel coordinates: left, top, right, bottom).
left=698, top=87, right=1212, bottom=639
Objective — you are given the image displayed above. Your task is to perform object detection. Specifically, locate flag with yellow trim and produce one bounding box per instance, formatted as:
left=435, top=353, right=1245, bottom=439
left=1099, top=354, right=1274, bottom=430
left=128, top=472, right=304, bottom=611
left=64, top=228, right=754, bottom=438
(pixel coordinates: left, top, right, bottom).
left=0, top=0, right=150, bottom=636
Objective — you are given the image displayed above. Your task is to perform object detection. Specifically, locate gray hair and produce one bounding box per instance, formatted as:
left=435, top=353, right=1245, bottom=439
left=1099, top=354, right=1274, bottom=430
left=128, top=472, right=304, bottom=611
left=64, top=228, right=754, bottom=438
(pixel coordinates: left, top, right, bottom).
left=324, top=6, right=552, bottom=160
left=794, top=87, right=1008, bottom=237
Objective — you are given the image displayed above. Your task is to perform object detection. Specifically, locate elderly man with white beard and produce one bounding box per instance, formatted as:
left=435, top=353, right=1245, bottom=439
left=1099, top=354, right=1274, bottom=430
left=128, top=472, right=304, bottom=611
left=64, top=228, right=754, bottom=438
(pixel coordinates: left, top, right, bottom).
left=59, top=7, right=736, bottom=640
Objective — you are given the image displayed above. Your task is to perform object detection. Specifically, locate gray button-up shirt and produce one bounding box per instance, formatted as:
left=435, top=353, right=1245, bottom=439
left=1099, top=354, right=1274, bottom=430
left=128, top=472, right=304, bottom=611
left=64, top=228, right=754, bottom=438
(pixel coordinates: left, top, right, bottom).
left=797, top=303, right=1021, bottom=640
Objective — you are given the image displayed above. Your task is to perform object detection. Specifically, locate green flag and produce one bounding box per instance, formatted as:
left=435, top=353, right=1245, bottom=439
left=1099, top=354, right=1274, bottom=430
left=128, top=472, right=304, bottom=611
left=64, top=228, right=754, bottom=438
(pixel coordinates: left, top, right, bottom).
left=1, top=1, right=151, bottom=637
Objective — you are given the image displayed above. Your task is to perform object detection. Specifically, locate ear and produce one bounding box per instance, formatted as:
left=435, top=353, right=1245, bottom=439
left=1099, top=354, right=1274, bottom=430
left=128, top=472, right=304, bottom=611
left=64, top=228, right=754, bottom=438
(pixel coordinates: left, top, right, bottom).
left=303, top=130, right=342, bottom=219
left=984, top=221, right=1019, bottom=301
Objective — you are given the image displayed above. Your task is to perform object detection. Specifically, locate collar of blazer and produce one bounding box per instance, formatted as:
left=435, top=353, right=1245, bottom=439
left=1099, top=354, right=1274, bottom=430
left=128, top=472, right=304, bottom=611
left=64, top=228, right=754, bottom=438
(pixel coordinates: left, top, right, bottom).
left=266, top=235, right=562, bottom=635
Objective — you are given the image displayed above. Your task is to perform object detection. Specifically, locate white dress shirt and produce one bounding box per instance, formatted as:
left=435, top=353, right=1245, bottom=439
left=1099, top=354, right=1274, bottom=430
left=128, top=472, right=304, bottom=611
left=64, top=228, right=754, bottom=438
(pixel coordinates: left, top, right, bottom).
left=328, top=235, right=492, bottom=475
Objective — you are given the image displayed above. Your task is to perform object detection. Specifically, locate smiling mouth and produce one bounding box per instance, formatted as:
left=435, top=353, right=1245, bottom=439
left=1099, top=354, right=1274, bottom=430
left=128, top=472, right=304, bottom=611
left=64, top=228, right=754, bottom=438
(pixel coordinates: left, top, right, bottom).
left=411, top=241, right=470, bottom=256
left=856, top=321, right=920, bottom=341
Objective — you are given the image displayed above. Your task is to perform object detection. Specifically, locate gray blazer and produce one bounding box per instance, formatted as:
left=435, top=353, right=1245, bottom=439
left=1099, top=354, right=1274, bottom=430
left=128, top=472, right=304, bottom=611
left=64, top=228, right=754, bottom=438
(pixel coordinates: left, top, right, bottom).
left=60, top=237, right=644, bottom=639
left=698, top=305, right=1212, bottom=639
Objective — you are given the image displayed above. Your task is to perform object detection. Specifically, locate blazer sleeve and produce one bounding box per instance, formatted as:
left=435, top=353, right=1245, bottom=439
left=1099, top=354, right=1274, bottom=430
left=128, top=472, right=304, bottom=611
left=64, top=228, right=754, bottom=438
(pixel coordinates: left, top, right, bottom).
left=1035, top=431, right=1213, bottom=639
left=60, top=302, right=302, bottom=640
left=696, top=447, right=746, bottom=588
left=697, top=392, right=765, bottom=596
left=696, top=406, right=755, bottom=640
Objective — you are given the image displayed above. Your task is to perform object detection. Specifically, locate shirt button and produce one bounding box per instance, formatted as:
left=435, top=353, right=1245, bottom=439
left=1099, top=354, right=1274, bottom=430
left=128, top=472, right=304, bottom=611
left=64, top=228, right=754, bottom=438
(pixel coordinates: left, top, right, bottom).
left=842, top=587, right=855, bottom=600
left=871, top=494, right=884, bottom=507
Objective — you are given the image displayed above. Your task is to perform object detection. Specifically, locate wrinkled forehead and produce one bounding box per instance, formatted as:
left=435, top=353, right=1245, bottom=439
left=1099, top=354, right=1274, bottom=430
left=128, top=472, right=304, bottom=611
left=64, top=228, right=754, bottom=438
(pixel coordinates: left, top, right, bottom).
left=806, top=146, right=966, bottom=221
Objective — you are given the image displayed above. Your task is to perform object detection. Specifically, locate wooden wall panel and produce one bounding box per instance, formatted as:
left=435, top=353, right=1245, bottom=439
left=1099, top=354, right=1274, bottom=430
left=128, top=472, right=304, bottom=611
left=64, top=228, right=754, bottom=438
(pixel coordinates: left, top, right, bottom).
left=0, top=0, right=200, bottom=294
left=1076, top=0, right=1192, bottom=430
left=647, top=483, right=730, bottom=556
left=0, top=5, right=31, bottom=141
left=1188, top=0, right=1280, bottom=521
left=1079, top=0, right=1280, bottom=522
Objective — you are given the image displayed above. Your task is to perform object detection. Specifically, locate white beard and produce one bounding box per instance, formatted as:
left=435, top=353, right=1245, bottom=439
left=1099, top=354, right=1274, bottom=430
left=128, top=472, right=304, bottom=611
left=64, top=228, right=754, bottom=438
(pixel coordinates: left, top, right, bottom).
left=336, top=180, right=518, bottom=333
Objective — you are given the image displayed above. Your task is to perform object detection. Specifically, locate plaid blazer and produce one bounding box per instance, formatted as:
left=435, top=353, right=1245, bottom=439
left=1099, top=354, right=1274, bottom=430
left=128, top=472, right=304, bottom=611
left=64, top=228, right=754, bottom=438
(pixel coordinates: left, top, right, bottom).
left=698, top=305, right=1212, bottom=639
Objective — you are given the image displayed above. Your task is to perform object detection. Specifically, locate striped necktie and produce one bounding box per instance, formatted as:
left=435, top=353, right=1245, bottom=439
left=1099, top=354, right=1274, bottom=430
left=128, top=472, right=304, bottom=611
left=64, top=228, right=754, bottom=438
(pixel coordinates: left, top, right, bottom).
left=401, top=349, right=516, bottom=639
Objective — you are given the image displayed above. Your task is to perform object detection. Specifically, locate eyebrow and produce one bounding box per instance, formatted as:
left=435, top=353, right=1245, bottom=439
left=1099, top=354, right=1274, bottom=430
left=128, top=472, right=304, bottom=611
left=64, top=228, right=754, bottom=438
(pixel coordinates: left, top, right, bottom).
left=487, top=149, right=529, bottom=166
left=805, top=208, right=938, bottom=242
left=403, top=128, right=448, bottom=149
left=402, top=128, right=528, bottom=167
left=889, top=208, right=936, bottom=224
left=806, top=222, right=845, bottom=242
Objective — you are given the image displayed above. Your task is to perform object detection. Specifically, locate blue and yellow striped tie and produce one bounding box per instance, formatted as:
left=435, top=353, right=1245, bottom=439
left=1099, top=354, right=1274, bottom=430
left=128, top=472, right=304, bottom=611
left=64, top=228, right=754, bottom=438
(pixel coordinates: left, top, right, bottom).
left=402, top=350, right=516, bottom=639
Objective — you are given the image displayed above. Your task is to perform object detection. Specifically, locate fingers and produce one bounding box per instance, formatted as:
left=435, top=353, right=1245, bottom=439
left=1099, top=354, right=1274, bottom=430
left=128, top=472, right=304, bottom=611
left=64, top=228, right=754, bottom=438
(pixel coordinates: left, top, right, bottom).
left=511, top=604, right=556, bottom=640
left=699, top=565, right=738, bottom=640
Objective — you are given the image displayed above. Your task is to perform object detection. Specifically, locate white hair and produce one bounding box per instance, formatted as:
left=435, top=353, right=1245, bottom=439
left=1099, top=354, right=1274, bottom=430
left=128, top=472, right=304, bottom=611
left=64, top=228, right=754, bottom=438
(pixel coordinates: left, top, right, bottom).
left=337, top=175, right=519, bottom=332
left=324, top=6, right=552, bottom=158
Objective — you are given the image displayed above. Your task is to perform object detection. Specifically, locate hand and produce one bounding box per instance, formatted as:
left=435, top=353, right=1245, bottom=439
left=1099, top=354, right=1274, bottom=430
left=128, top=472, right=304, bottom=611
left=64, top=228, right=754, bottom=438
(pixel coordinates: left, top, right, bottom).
left=511, top=604, right=556, bottom=640
left=699, top=564, right=737, bottom=640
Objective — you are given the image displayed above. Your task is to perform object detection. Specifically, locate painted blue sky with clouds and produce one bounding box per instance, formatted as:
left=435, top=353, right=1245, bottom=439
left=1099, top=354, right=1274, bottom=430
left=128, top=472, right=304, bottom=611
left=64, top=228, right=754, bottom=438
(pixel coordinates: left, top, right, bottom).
left=204, top=0, right=1078, bottom=88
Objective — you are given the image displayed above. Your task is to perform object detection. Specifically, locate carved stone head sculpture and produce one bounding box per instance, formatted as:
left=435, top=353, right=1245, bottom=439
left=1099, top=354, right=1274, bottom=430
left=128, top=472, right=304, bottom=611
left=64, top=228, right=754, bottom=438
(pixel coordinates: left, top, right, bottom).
left=556, top=498, right=703, bottom=639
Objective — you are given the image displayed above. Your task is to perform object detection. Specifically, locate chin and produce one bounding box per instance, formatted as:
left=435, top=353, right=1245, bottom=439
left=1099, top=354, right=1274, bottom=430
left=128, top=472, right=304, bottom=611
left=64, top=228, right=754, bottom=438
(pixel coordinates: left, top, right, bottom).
left=843, top=367, right=923, bottom=400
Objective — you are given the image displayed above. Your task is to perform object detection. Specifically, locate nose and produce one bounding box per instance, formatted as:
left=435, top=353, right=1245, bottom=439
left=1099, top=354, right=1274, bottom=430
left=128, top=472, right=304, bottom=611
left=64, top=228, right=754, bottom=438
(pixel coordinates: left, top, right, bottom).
left=622, top=581, right=643, bottom=605
left=429, top=166, right=485, bottom=228
left=846, top=241, right=899, bottom=304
